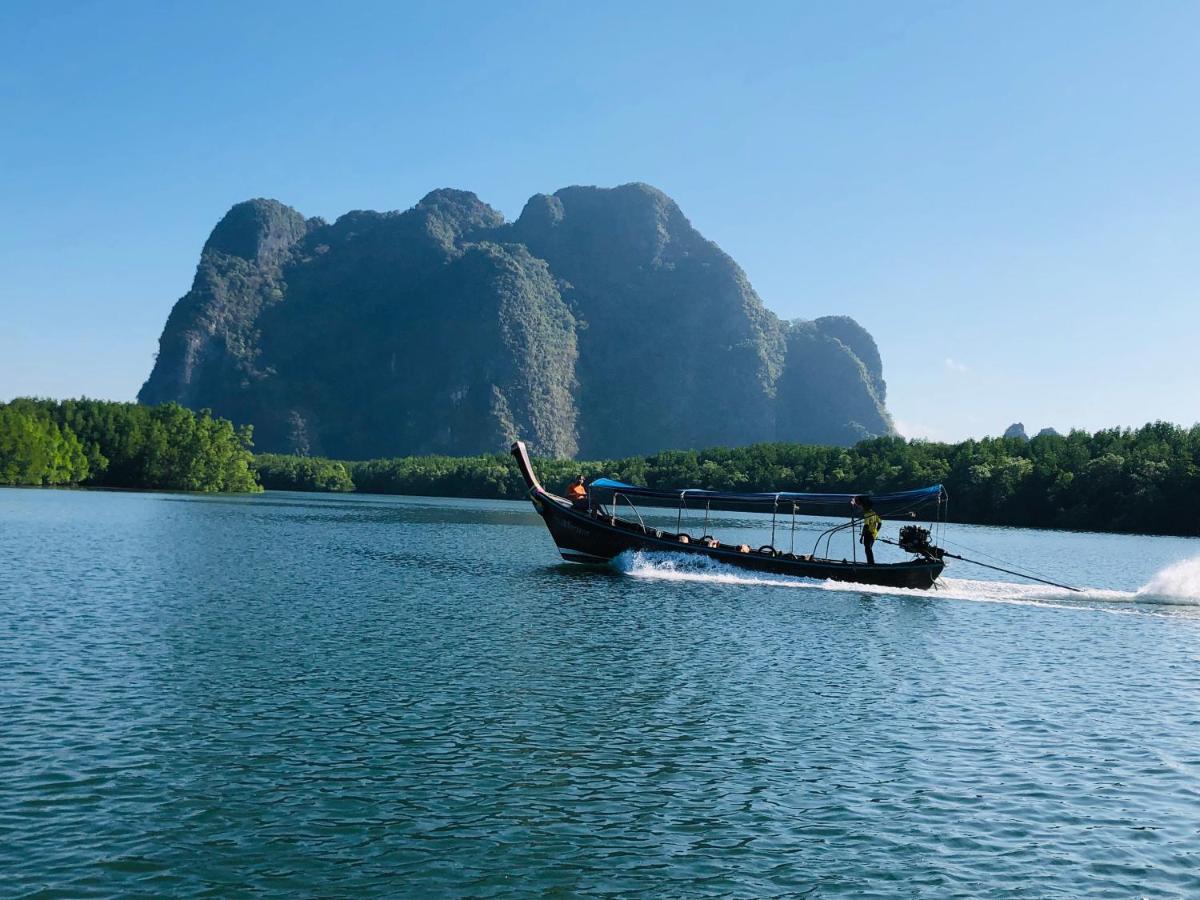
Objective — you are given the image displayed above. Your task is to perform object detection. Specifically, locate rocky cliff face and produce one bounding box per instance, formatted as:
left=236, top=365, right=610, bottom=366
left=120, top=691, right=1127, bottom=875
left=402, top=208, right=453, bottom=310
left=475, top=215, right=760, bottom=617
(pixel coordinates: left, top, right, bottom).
left=140, top=184, right=894, bottom=458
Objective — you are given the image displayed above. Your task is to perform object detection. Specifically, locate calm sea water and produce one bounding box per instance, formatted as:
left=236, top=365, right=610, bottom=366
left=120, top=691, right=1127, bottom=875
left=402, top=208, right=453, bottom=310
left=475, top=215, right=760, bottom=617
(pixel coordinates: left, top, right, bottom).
left=3, top=487, right=1200, bottom=897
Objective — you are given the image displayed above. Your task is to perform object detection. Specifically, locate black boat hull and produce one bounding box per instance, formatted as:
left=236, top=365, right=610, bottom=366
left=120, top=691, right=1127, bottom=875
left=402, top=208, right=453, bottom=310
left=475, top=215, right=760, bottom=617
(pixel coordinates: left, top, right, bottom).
left=511, top=442, right=944, bottom=590
left=533, top=490, right=942, bottom=589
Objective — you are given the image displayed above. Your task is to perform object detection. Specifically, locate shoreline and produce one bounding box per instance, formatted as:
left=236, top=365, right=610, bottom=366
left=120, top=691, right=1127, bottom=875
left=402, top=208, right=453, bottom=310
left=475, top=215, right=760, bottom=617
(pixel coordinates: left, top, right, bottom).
left=5, top=482, right=1198, bottom=542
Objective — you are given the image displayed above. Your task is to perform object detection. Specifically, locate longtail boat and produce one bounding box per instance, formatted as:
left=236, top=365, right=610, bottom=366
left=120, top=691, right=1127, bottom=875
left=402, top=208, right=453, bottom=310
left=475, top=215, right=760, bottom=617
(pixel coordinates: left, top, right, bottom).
left=512, top=441, right=948, bottom=590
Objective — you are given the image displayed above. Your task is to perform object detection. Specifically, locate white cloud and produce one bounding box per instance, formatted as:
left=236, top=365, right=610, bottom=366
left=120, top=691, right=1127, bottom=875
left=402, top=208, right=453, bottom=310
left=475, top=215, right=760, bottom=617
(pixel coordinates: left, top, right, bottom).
left=894, top=419, right=946, bottom=441
left=944, top=357, right=968, bottom=374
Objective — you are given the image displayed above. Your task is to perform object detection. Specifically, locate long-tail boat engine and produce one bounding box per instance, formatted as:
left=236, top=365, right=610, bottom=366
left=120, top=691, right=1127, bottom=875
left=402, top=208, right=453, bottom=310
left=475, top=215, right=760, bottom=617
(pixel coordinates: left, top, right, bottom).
left=898, top=525, right=946, bottom=560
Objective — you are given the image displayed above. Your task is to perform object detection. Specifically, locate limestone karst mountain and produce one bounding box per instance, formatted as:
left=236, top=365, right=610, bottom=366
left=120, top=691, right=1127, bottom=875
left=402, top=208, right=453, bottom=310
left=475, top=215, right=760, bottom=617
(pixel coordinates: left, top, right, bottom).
left=140, top=184, right=894, bottom=458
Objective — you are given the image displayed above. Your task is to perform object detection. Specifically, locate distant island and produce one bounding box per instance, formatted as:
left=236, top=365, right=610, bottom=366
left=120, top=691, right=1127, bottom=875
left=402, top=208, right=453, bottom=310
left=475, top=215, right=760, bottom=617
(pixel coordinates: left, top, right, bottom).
left=138, top=183, right=893, bottom=460
left=1003, top=423, right=1062, bottom=440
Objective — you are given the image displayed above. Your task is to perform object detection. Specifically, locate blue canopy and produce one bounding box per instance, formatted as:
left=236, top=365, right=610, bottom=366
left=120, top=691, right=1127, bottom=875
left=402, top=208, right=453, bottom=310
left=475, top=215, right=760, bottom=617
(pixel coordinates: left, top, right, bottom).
left=587, top=478, right=944, bottom=514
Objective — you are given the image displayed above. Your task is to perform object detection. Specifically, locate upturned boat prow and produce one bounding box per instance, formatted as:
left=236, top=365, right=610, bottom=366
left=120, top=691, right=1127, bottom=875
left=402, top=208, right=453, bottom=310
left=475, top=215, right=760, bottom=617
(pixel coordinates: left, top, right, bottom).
left=510, top=441, right=948, bottom=590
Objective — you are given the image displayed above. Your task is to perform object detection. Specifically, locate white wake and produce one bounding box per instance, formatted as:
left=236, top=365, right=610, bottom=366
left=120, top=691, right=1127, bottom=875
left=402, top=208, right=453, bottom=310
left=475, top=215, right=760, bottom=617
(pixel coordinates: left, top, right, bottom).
left=612, top=550, right=1200, bottom=610
left=1136, top=556, right=1200, bottom=603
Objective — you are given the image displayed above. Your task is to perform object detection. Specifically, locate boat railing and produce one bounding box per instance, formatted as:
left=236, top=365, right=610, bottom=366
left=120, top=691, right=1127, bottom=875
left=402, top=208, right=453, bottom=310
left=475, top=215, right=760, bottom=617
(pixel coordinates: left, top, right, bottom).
left=610, top=492, right=649, bottom=533
left=814, top=520, right=858, bottom=562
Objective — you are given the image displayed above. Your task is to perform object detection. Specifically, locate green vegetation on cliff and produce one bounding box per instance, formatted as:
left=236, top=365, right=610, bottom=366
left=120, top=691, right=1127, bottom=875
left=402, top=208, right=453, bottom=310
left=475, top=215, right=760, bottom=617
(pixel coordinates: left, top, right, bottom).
left=140, top=185, right=894, bottom=460
left=256, top=422, right=1200, bottom=537
left=0, top=399, right=259, bottom=492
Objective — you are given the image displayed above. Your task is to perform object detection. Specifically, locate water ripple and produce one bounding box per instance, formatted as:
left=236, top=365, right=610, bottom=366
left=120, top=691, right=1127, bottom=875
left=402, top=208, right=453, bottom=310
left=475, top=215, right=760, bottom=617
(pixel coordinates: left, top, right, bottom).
left=2, top=488, right=1200, bottom=896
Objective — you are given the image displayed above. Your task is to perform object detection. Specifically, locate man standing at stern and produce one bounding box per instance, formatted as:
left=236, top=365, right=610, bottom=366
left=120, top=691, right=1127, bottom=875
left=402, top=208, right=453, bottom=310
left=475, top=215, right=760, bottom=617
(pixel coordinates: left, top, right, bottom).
left=853, top=495, right=882, bottom=565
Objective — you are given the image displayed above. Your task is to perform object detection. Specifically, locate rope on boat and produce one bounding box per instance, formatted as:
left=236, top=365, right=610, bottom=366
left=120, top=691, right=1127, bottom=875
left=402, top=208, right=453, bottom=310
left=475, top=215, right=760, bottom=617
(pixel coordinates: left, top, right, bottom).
left=879, top=538, right=1082, bottom=592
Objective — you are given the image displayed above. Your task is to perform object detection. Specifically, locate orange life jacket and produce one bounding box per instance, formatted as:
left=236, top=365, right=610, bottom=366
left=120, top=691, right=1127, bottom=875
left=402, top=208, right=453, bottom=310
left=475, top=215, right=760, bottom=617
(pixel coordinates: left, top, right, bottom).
left=567, top=483, right=587, bottom=501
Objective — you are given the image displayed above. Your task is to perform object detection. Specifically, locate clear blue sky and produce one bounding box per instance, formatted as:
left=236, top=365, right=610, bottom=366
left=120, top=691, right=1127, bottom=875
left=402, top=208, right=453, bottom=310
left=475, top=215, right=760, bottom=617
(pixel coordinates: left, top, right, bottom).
left=2, top=0, right=1197, bottom=441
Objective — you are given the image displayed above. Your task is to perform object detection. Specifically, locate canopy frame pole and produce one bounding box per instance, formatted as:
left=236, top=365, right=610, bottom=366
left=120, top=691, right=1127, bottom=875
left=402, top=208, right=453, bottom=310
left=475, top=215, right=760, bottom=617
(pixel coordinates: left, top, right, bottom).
left=816, top=521, right=855, bottom=559
left=677, top=490, right=686, bottom=535
left=703, top=501, right=710, bottom=538
left=612, top=492, right=647, bottom=533
left=771, top=495, right=779, bottom=548
left=790, top=503, right=797, bottom=554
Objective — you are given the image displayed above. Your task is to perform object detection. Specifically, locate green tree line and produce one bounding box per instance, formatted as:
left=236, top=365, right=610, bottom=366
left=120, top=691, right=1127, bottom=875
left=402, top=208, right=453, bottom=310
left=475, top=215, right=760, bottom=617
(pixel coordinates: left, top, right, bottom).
left=5, top=404, right=1198, bottom=536
left=254, top=453, right=354, bottom=492
left=0, top=398, right=259, bottom=492
left=258, top=423, right=1200, bottom=537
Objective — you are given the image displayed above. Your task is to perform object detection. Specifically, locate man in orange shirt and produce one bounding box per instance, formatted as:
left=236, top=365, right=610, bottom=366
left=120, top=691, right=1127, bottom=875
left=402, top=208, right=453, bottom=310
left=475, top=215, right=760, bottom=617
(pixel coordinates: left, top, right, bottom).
left=566, top=475, right=588, bottom=508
